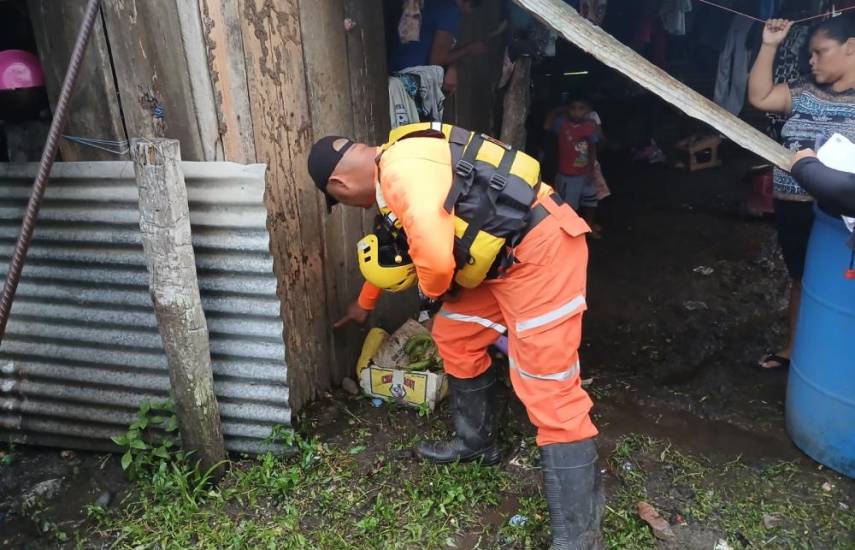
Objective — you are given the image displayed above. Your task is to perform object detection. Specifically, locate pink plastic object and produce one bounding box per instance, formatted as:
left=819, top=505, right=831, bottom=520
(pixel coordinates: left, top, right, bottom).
left=748, top=167, right=774, bottom=217
left=0, top=50, right=45, bottom=91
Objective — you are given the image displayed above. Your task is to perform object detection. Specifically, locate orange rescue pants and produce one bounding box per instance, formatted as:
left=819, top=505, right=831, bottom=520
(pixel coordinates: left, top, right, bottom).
left=432, top=194, right=598, bottom=446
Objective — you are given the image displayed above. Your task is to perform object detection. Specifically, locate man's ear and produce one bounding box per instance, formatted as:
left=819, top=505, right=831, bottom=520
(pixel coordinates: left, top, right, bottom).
left=327, top=177, right=347, bottom=194
left=847, top=38, right=855, bottom=55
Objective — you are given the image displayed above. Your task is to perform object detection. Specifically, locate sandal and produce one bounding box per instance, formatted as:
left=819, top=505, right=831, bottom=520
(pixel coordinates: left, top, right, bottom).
left=754, top=354, right=790, bottom=371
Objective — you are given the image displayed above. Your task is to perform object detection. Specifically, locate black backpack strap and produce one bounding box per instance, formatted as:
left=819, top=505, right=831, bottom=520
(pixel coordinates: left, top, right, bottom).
left=453, top=148, right=518, bottom=269
left=444, top=131, right=482, bottom=214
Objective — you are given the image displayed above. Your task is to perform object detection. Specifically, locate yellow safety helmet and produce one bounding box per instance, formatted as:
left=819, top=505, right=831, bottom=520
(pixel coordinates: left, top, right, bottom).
left=357, top=233, right=417, bottom=293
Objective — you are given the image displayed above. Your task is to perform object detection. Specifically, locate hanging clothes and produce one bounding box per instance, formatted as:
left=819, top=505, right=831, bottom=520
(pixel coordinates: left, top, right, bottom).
left=579, top=0, right=608, bottom=25
left=398, top=0, right=424, bottom=44
left=660, top=0, right=693, bottom=36
left=389, top=76, right=420, bottom=129
left=714, top=17, right=756, bottom=115
left=635, top=17, right=667, bottom=67
left=397, top=65, right=446, bottom=122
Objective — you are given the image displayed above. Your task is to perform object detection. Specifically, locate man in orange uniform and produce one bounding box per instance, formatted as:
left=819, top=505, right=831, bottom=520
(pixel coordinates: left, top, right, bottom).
left=308, top=129, right=604, bottom=549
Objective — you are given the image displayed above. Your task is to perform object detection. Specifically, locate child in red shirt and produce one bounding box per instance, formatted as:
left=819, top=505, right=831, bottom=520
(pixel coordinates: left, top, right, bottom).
left=544, top=97, right=600, bottom=233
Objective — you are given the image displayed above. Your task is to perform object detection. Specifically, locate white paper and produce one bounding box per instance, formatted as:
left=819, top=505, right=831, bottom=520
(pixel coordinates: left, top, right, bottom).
left=816, top=134, right=855, bottom=232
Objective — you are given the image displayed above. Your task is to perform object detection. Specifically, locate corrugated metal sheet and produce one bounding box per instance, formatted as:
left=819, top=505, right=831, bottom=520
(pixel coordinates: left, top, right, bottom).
left=0, top=161, right=288, bottom=454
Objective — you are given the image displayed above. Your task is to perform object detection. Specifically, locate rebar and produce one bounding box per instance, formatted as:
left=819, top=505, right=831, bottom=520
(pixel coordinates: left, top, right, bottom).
left=0, top=0, right=102, bottom=342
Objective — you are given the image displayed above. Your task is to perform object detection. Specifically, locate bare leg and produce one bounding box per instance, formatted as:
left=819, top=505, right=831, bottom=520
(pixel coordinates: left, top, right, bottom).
left=783, top=280, right=802, bottom=358
left=758, top=279, right=801, bottom=369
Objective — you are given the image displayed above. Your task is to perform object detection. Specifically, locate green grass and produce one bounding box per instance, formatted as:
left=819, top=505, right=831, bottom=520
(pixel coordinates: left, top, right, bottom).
left=86, top=424, right=512, bottom=549
left=73, top=404, right=854, bottom=549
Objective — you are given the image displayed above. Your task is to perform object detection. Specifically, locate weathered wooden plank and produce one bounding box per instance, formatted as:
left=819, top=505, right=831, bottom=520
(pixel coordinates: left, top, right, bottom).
left=130, top=138, right=225, bottom=477
left=512, top=0, right=792, bottom=169
left=175, top=1, right=224, bottom=161
left=100, top=0, right=209, bottom=161
left=344, top=0, right=390, bottom=145
left=238, top=0, right=330, bottom=412
left=500, top=56, right=532, bottom=150
left=342, top=0, right=408, bottom=330
left=299, top=0, right=364, bottom=386
left=26, top=0, right=127, bottom=161
left=198, top=0, right=256, bottom=164
left=453, top=1, right=505, bottom=132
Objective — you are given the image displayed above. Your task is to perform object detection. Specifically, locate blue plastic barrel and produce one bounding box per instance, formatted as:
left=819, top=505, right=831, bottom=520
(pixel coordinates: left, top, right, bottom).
left=786, top=208, right=855, bottom=478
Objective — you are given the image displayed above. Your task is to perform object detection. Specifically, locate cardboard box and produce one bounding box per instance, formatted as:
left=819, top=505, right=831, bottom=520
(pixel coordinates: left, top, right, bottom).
left=359, top=319, right=448, bottom=410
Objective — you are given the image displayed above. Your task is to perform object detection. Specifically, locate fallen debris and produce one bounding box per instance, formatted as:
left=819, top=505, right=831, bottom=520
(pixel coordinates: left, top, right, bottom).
left=693, top=265, right=715, bottom=276
left=762, top=514, right=781, bottom=529
left=508, top=514, right=528, bottom=527
left=715, top=539, right=734, bottom=550
left=341, top=377, right=360, bottom=396
left=95, top=491, right=112, bottom=508
left=636, top=501, right=675, bottom=540
left=821, top=482, right=834, bottom=492
left=683, top=301, right=709, bottom=311
left=21, top=478, right=63, bottom=511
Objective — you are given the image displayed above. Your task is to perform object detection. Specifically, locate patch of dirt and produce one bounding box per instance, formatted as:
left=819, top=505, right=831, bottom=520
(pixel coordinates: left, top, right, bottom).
left=0, top=446, right=126, bottom=548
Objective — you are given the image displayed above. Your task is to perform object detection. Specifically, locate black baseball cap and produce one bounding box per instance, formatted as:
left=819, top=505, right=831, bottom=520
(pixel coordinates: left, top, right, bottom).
left=308, top=136, right=354, bottom=210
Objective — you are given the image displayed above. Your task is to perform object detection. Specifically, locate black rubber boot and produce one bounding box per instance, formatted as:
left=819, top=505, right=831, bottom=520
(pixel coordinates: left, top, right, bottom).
left=541, top=439, right=605, bottom=550
left=414, top=367, right=500, bottom=465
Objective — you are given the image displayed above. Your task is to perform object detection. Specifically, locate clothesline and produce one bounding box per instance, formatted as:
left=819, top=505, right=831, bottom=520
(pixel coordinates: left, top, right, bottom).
left=696, top=0, right=855, bottom=24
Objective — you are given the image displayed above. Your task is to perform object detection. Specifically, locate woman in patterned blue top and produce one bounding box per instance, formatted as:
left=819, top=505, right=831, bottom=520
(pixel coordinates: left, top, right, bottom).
left=748, top=15, right=855, bottom=371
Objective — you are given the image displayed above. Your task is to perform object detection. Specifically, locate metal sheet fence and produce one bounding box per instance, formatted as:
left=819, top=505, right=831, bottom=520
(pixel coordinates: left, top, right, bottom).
left=0, top=161, right=288, bottom=454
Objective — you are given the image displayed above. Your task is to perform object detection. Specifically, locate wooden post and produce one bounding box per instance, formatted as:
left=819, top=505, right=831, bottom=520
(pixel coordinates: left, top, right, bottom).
left=501, top=56, right=532, bottom=150
left=130, top=138, right=226, bottom=476
left=512, top=0, right=792, bottom=169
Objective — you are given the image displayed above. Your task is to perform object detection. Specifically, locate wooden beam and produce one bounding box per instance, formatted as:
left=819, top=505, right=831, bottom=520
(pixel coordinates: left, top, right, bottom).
left=299, top=0, right=365, bottom=385
left=238, top=0, right=331, bottom=412
left=130, top=138, right=225, bottom=477
left=198, top=0, right=256, bottom=164
left=343, top=0, right=390, bottom=241
left=26, top=0, right=127, bottom=161
left=344, top=0, right=390, bottom=146
left=512, top=0, right=792, bottom=170
left=501, top=56, right=532, bottom=150
left=453, top=0, right=505, bottom=132
left=175, top=1, right=224, bottom=161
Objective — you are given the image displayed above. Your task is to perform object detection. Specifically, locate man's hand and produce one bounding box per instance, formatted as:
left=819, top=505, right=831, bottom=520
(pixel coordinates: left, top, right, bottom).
left=334, top=301, right=370, bottom=329
left=762, top=19, right=793, bottom=47
left=791, top=148, right=817, bottom=169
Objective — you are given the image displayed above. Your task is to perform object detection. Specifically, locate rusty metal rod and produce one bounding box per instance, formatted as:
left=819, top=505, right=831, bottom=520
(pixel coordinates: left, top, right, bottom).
left=0, top=0, right=102, bottom=343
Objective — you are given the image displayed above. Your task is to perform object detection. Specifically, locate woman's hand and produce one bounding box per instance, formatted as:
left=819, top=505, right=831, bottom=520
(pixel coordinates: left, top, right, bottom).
left=762, top=19, right=793, bottom=47
left=791, top=148, right=817, bottom=169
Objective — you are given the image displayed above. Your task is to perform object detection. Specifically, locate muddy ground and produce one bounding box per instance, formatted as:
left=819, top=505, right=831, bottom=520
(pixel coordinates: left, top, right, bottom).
left=1, top=148, right=853, bottom=548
